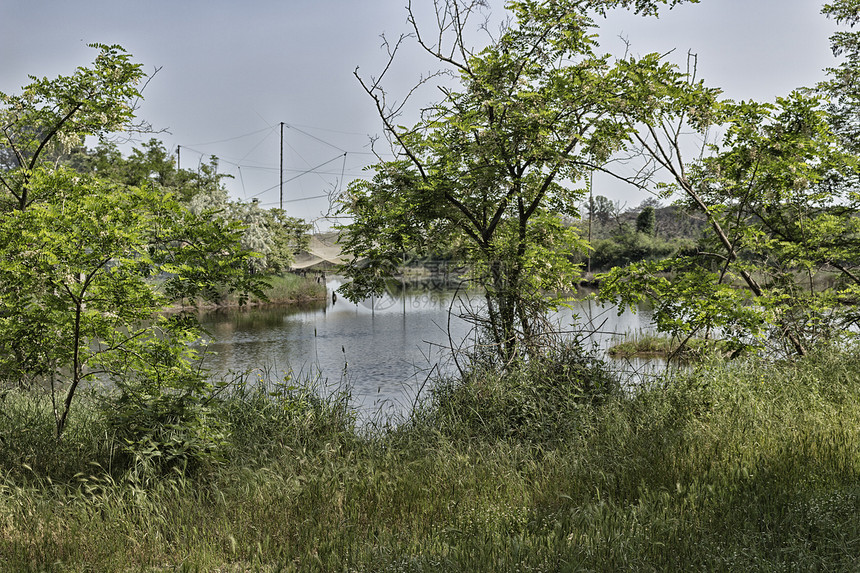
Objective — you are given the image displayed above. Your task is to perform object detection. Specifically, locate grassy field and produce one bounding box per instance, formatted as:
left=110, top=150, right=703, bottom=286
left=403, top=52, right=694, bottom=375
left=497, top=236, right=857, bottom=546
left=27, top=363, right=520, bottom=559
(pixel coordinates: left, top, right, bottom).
left=2, top=346, right=860, bottom=571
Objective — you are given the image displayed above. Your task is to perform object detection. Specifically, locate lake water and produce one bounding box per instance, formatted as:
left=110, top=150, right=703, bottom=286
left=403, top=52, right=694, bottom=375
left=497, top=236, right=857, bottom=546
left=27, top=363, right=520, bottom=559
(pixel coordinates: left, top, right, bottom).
left=197, top=279, right=660, bottom=419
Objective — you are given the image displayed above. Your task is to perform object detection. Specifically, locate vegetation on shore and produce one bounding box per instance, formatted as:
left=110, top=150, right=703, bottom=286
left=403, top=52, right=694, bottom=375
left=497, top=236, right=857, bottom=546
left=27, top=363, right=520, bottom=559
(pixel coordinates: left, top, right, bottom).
left=4, top=0, right=860, bottom=570
left=3, top=346, right=860, bottom=571
left=607, top=332, right=731, bottom=359
left=258, top=273, right=327, bottom=304
left=171, top=273, right=328, bottom=310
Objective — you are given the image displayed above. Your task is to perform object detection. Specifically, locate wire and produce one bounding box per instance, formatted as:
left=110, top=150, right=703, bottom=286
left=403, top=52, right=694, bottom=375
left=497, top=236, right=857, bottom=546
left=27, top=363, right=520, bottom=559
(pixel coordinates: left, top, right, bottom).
left=286, top=122, right=370, bottom=137
left=284, top=123, right=347, bottom=153
left=337, top=152, right=347, bottom=195
left=237, top=165, right=247, bottom=198
left=256, top=193, right=330, bottom=207
left=238, top=127, right=277, bottom=163
left=245, top=153, right=347, bottom=200
left=283, top=154, right=346, bottom=185
left=187, top=127, right=274, bottom=147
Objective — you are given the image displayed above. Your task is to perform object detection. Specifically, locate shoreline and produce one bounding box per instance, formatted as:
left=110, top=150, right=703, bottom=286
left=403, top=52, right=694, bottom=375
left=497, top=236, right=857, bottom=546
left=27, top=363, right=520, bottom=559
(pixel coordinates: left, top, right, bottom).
left=166, top=292, right=328, bottom=313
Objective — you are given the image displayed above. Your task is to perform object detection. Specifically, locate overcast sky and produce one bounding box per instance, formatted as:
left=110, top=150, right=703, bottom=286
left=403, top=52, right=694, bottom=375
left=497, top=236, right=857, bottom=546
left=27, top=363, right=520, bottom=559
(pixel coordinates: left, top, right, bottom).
left=0, top=1, right=841, bottom=227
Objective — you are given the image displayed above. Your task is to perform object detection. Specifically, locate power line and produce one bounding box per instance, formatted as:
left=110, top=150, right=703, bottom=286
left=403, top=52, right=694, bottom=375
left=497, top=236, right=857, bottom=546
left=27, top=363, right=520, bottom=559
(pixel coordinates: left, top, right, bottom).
left=284, top=122, right=347, bottom=153
left=286, top=122, right=370, bottom=137
left=256, top=193, right=330, bottom=207
left=244, top=153, right=347, bottom=200
left=187, top=126, right=274, bottom=147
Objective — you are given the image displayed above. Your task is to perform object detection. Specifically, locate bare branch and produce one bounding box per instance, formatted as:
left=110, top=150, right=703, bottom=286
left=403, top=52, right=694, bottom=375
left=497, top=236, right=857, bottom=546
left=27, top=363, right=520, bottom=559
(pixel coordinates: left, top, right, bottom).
left=407, top=0, right=477, bottom=77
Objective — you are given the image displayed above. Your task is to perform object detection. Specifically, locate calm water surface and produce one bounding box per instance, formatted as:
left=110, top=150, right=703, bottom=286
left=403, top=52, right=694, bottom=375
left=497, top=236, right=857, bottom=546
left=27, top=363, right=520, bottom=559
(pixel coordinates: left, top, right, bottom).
left=197, top=279, right=659, bottom=418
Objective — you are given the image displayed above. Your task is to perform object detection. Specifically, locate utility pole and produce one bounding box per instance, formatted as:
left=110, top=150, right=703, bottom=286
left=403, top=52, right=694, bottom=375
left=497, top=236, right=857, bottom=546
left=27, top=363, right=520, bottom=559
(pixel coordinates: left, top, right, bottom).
left=280, top=122, right=284, bottom=211
left=176, top=145, right=181, bottom=172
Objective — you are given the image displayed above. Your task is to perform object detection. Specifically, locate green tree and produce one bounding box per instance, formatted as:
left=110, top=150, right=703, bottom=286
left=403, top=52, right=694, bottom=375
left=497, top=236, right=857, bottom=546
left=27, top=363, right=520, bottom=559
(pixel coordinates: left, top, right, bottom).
left=340, top=0, right=689, bottom=363
left=262, top=208, right=312, bottom=274
left=68, top=140, right=311, bottom=274
left=635, top=205, right=656, bottom=235
left=0, top=49, right=266, bottom=450
left=590, top=194, right=620, bottom=226
left=597, top=15, right=860, bottom=357
left=821, top=0, right=860, bottom=153
left=0, top=167, right=263, bottom=439
left=0, top=44, right=147, bottom=211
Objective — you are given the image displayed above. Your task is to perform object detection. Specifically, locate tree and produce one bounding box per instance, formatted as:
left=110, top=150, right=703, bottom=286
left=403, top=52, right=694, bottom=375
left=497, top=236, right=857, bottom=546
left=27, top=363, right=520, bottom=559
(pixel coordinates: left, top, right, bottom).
left=590, top=194, right=620, bottom=226
left=339, top=0, right=690, bottom=363
left=68, top=139, right=311, bottom=275
left=0, top=167, right=263, bottom=438
left=0, top=44, right=149, bottom=211
left=596, top=13, right=860, bottom=357
left=0, top=49, right=266, bottom=447
left=821, top=0, right=860, bottom=153
left=261, top=208, right=312, bottom=274
left=635, top=205, right=656, bottom=235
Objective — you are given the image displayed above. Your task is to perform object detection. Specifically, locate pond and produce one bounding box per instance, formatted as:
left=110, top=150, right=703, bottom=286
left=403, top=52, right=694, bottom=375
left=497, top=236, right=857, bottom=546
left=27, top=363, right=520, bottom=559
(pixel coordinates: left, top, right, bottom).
left=197, top=278, right=661, bottom=419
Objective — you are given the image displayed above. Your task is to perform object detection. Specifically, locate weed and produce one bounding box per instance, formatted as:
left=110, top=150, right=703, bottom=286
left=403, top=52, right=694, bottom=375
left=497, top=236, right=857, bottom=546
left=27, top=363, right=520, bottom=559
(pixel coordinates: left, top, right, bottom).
left=3, top=347, right=860, bottom=570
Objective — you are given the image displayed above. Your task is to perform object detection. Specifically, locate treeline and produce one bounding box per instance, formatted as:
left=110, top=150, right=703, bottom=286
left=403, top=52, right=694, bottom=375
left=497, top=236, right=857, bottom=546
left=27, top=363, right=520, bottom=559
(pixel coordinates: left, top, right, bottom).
left=65, top=139, right=312, bottom=275
left=572, top=197, right=707, bottom=271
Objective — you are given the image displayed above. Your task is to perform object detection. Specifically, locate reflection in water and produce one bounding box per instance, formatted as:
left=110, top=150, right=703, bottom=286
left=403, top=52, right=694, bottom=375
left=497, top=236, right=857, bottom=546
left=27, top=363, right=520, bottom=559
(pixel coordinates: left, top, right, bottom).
left=197, top=279, right=660, bottom=418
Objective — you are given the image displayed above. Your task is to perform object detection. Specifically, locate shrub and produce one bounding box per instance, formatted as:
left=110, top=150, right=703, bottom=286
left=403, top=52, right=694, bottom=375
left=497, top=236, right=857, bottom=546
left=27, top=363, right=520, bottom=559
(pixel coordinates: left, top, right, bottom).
left=418, top=340, right=617, bottom=444
left=590, top=233, right=694, bottom=270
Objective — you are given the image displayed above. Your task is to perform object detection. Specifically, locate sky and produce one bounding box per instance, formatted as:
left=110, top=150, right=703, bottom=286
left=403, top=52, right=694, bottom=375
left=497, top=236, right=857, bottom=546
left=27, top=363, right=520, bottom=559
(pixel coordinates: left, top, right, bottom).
left=0, top=1, right=841, bottom=228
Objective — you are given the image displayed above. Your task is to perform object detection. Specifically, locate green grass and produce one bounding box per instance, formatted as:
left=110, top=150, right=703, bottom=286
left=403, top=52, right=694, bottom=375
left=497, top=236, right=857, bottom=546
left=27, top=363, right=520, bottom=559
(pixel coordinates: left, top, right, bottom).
left=608, top=332, right=730, bottom=359
left=173, top=273, right=327, bottom=310
left=251, top=273, right=327, bottom=304
left=3, top=347, right=860, bottom=571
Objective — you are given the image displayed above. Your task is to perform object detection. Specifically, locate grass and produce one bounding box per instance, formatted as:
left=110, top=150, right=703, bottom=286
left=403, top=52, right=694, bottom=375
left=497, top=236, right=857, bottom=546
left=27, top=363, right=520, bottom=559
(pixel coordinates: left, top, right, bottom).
left=3, top=347, right=860, bottom=570
left=608, top=331, right=730, bottom=359
left=172, top=273, right=327, bottom=310
left=251, top=273, right=327, bottom=305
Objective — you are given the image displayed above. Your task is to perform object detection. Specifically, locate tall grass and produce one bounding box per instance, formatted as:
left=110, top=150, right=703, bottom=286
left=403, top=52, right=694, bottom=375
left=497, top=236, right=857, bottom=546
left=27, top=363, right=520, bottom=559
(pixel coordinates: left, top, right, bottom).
left=252, top=273, right=327, bottom=304
left=3, top=347, right=860, bottom=570
left=173, top=273, right=326, bottom=309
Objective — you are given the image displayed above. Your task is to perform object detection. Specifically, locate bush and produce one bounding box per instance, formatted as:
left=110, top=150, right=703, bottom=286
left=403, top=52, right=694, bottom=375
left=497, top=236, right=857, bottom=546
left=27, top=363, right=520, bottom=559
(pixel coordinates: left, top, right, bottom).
left=417, top=340, right=617, bottom=443
left=591, top=232, right=694, bottom=270
left=0, top=388, right=114, bottom=481
left=102, top=332, right=230, bottom=479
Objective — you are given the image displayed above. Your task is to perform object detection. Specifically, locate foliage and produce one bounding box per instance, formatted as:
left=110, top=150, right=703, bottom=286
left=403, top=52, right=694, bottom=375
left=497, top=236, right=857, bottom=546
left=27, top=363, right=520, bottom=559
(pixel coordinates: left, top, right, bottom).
left=0, top=44, right=147, bottom=211
left=419, top=339, right=617, bottom=444
left=218, top=373, right=356, bottom=465
left=635, top=204, right=656, bottom=235
left=69, top=140, right=312, bottom=274
left=252, top=271, right=326, bottom=303
left=588, top=194, right=622, bottom=226
left=607, top=331, right=731, bottom=359
left=589, top=230, right=694, bottom=269
left=0, top=49, right=269, bottom=447
left=5, top=347, right=860, bottom=570
left=339, top=0, right=698, bottom=363
left=594, top=25, right=860, bottom=356
left=822, top=0, right=860, bottom=152
left=0, top=167, right=264, bottom=440
left=100, top=321, right=231, bottom=478
left=260, top=208, right=312, bottom=273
